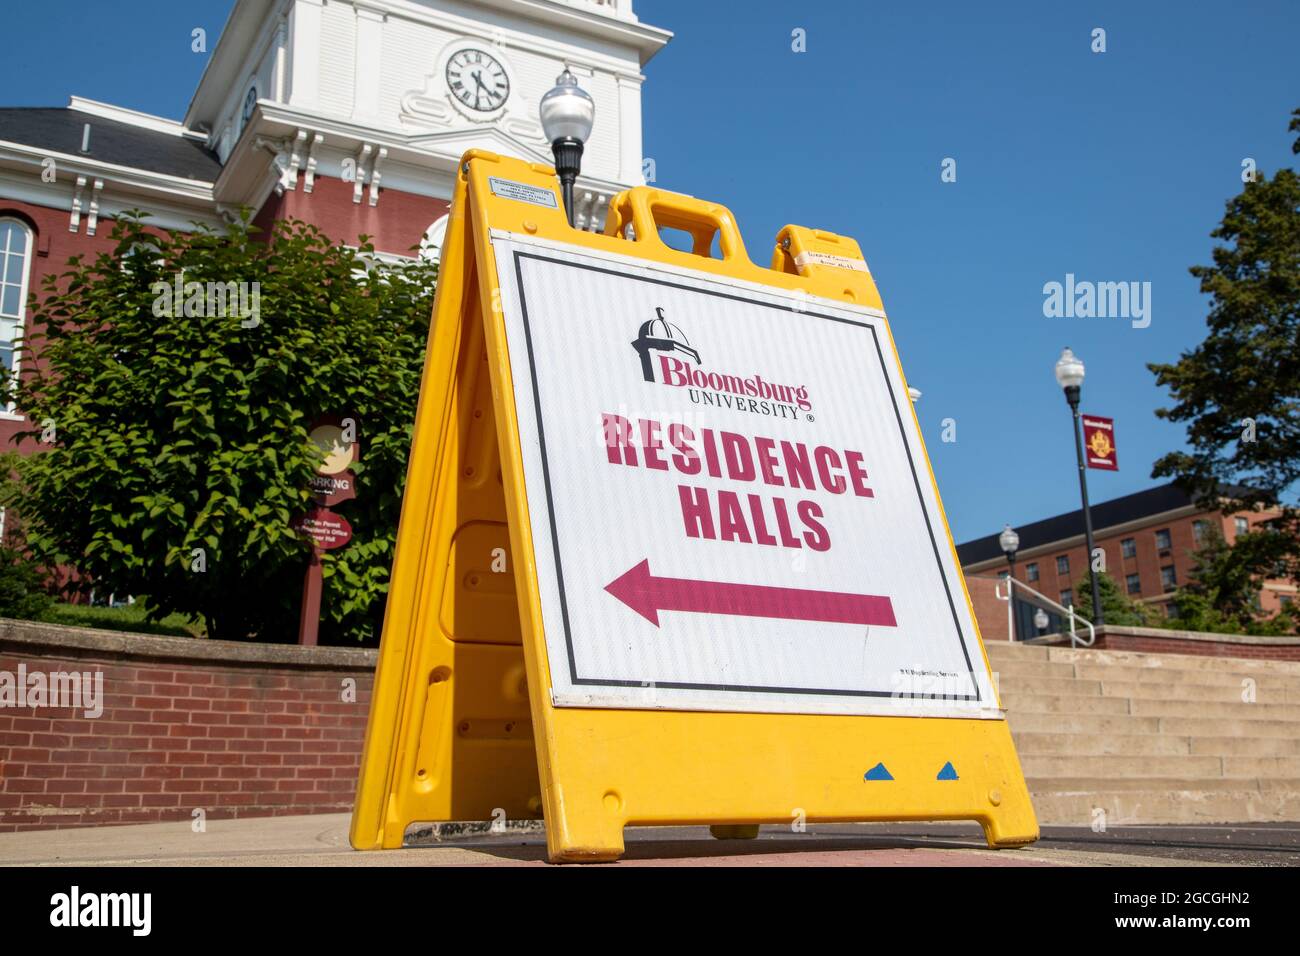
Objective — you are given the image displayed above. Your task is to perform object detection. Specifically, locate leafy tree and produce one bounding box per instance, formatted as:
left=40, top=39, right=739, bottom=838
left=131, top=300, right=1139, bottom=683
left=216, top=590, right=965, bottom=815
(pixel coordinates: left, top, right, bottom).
left=1073, top=568, right=1158, bottom=627
left=2, top=213, right=436, bottom=642
left=1148, top=107, right=1300, bottom=584
left=1165, top=524, right=1295, bottom=635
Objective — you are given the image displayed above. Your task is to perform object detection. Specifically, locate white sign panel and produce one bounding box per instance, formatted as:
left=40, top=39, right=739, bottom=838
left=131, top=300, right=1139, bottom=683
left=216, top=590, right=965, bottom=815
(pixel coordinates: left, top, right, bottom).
left=492, top=232, right=999, bottom=718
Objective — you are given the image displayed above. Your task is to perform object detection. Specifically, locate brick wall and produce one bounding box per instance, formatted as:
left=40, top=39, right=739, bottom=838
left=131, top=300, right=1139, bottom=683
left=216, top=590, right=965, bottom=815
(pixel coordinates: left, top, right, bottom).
left=964, top=507, right=1294, bottom=619
left=1085, top=626, right=1300, bottom=660
left=0, top=620, right=376, bottom=832
left=252, top=176, right=450, bottom=260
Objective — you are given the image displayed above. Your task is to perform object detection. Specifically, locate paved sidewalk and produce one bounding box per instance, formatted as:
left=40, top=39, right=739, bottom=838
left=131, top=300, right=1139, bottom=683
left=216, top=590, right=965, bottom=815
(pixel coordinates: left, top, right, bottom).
left=2, top=814, right=1280, bottom=866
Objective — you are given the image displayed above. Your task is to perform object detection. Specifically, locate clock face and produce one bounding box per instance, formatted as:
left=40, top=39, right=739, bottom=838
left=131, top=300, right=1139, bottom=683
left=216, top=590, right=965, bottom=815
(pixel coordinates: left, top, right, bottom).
left=445, top=48, right=510, bottom=113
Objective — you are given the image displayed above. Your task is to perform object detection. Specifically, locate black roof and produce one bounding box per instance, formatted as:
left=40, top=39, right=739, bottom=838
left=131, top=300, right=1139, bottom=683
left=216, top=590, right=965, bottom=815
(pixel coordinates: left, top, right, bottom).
left=0, top=107, right=221, bottom=181
left=956, top=481, right=1257, bottom=567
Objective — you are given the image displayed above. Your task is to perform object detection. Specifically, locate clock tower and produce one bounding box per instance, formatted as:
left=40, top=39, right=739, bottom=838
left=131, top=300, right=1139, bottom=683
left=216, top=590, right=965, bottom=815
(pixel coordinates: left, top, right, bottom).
left=187, top=0, right=671, bottom=256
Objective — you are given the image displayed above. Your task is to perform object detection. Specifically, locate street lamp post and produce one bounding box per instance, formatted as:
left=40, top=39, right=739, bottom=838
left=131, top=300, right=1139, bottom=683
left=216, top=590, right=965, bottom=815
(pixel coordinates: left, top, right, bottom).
left=999, top=523, right=1020, bottom=641
left=539, top=69, right=594, bottom=228
left=998, top=523, right=1019, bottom=575
left=1054, top=346, right=1105, bottom=627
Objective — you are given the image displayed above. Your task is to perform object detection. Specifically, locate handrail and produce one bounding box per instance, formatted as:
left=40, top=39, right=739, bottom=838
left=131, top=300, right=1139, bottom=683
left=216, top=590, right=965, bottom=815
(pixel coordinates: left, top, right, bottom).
left=993, top=576, right=1096, bottom=648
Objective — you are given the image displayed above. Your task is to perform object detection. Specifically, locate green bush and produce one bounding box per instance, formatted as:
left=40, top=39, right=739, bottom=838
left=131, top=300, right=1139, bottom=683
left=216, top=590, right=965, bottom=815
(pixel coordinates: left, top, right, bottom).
left=0, top=546, right=53, bottom=620
left=2, top=212, right=437, bottom=642
left=37, top=600, right=201, bottom=638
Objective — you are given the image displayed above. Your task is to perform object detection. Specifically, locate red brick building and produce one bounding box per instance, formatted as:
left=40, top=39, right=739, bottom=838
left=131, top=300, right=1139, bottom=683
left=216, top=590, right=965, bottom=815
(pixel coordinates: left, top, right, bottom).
left=958, top=482, right=1295, bottom=642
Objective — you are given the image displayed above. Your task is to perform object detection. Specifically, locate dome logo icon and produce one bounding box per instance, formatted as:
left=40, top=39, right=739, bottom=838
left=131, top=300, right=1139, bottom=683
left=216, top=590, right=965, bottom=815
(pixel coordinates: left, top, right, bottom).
left=632, top=307, right=701, bottom=382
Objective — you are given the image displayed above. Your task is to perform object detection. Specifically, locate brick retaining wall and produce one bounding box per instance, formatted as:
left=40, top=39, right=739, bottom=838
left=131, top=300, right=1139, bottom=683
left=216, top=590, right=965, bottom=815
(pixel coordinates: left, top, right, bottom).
left=1079, top=626, right=1300, bottom=660
left=0, top=620, right=376, bottom=833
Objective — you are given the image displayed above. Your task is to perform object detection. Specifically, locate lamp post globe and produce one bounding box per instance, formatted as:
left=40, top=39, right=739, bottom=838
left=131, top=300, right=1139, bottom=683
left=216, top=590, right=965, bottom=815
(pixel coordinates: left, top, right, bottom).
left=1054, top=346, right=1105, bottom=627
left=1054, top=346, right=1085, bottom=389
left=998, top=523, right=1020, bottom=570
left=1033, top=607, right=1050, bottom=633
left=539, top=69, right=594, bottom=228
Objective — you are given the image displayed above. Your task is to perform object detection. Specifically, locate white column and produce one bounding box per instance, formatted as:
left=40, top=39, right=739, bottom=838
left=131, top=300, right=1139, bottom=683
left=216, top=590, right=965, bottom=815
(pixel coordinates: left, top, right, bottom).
left=352, top=3, right=386, bottom=123
left=273, top=19, right=288, bottom=103
left=616, top=73, right=644, bottom=185
left=288, top=0, right=324, bottom=110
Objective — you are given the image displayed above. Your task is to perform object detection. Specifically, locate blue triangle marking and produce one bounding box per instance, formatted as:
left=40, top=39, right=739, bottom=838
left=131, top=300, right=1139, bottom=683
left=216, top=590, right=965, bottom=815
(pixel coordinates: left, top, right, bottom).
left=937, top=761, right=959, bottom=781
left=863, top=762, right=894, bottom=781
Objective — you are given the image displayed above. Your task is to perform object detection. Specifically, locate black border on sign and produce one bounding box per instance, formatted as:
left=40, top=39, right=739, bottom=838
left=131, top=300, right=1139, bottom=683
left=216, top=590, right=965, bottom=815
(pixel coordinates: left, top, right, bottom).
left=510, top=249, right=980, bottom=703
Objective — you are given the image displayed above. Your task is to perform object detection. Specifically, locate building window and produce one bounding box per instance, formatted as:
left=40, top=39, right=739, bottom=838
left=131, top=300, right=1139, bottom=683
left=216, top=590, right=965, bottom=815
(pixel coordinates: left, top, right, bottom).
left=1282, top=595, right=1294, bottom=609
left=1025, top=562, right=1039, bottom=582
left=1167, top=602, right=1179, bottom=619
left=1121, top=537, right=1136, bottom=558
left=1059, top=589, right=1073, bottom=607
left=1193, top=520, right=1209, bottom=544
left=1126, top=573, right=1141, bottom=595
left=1235, top=516, right=1249, bottom=536
left=1161, top=565, right=1177, bottom=591
left=0, top=218, right=34, bottom=394
left=1154, top=528, right=1172, bottom=550
left=420, top=213, right=450, bottom=263
left=1056, top=555, right=1069, bottom=575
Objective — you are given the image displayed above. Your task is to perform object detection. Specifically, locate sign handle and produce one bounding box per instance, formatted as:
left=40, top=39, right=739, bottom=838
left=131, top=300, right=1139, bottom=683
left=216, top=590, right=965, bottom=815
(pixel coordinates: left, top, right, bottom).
left=604, top=187, right=749, bottom=263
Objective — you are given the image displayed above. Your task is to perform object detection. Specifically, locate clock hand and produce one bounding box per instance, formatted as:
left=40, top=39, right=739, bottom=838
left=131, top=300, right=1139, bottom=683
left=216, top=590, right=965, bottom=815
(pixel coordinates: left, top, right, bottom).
left=471, top=72, right=491, bottom=108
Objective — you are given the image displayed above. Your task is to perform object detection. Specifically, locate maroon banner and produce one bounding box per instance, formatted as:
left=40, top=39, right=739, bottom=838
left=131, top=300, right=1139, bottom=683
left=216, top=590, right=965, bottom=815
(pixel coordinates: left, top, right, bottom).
left=1082, top=414, right=1118, bottom=470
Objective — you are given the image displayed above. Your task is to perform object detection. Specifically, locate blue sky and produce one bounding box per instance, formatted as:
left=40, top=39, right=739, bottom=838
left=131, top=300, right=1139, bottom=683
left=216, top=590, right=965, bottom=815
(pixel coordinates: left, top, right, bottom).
left=6, top=1, right=1297, bottom=542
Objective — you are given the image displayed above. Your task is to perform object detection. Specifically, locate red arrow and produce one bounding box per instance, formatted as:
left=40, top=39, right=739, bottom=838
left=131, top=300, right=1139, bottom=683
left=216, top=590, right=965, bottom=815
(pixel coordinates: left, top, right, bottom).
left=604, top=559, right=897, bottom=629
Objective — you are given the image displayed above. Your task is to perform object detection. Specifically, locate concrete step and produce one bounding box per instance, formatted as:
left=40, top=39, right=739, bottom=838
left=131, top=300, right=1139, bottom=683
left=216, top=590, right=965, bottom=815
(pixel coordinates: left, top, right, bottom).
left=1128, top=698, right=1300, bottom=720
left=984, top=659, right=1080, bottom=680
left=1097, top=680, right=1295, bottom=703
left=1016, top=732, right=1300, bottom=759
left=1005, top=712, right=1161, bottom=735
left=1158, top=715, right=1300, bottom=737
left=996, top=676, right=1103, bottom=697
left=990, top=642, right=1300, bottom=824
left=1020, top=754, right=1224, bottom=778
left=1074, top=663, right=1300, bottom=691
left=1223, top=757, right=1300, bottom=778
left=1188, top=736, right=1300, bottom=757
left=1027, top=776, right=1300, bottom=793
left=983, top=643, right=1050, bottom=660
left=1029, top=787, right=1300, bottom=826
left=999, top=694, right=1133, bottom=715
left=1012, top=732, right=1191, bottom=756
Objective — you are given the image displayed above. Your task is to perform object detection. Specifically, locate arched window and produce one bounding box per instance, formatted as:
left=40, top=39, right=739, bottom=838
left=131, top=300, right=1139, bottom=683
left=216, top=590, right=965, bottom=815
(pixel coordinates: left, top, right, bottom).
left=420, top=214, right=449, bottom=263
left=0, top=217, right=34, bottom=404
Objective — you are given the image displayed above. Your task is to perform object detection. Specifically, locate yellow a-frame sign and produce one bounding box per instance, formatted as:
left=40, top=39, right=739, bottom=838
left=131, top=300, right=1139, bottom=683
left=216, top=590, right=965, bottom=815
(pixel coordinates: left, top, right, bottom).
left=350, top=149, right=1038, bottom=862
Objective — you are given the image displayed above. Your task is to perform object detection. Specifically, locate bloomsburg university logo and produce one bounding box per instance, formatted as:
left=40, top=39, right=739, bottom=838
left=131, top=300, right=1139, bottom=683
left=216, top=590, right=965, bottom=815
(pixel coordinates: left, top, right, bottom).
left=630, top=307, right=813, bottom=422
